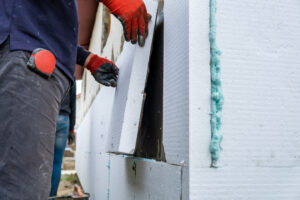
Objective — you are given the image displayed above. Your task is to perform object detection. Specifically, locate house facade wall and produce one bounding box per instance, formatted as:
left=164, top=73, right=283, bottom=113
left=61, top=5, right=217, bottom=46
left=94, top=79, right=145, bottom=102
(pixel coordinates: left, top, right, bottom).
left=76, top=0, right=300, bottom=199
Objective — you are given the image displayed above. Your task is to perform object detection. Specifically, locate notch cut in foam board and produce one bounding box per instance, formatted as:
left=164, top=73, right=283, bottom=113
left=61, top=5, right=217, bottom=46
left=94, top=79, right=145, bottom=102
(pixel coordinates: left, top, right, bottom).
left=106, top=0, right=158, bottom=154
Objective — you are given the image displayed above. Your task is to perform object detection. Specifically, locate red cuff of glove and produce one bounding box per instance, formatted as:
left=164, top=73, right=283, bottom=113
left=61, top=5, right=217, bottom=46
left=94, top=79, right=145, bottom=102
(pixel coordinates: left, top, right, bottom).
left=86, top=54, right=118, bottom=74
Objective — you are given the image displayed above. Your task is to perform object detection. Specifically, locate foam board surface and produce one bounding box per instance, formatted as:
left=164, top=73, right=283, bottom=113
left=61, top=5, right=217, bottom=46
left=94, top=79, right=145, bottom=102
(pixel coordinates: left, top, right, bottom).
left=109, top=155, right=182, bottom=200
left=76, top=93, right=182, bottom=199
left=190, top=0, right=300, bottom=199
left=106, top=0, right=158, bottom=154
left=189, top=0, right=213, bottom=199
left=164, top=0, right=189, bottom=166
left=164, top=1, right=190, bottom=199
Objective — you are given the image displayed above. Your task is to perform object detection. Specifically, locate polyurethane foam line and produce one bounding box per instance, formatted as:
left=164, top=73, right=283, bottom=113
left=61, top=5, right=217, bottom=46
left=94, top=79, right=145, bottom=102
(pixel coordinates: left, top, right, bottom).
left=209, top=0, right=224, bottom=168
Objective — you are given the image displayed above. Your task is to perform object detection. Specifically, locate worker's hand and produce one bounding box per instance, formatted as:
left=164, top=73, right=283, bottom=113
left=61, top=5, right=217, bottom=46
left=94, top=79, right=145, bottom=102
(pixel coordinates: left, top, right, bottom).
left=85, top=54, right=119, bottom=87
left=101, top=0, right=151, bottom=47
left=68, top=130, right=76, bottom=145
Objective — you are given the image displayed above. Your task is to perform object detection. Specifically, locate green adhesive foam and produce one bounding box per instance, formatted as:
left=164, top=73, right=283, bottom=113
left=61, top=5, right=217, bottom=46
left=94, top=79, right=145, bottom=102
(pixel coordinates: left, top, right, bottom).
left=209, top=0, right=224, bottom=168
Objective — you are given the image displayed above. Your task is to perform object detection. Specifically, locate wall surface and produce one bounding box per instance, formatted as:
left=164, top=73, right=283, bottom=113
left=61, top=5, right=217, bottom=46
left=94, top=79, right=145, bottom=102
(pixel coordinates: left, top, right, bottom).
left=76, top=1, right=185, bottom=200
left=163, top=0, right=189, bottom=199
left=190, top=0, right=300, bottom=199
left=76, top=91, right=182, bottom=200
left=77, top=0, right=300, bottom=199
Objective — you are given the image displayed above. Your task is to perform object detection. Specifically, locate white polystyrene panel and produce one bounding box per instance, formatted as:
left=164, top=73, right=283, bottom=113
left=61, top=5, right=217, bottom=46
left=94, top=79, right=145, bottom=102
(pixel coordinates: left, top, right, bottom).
left=189, top=0, right=213, bottom=199
left=77, top=85, right=181, bottom=200
left=76, top=101, right=182, bottom=199
left=164, top=1, right=190, bottom=199
left=190, top=0, right=300, bottom=199
left=76, top=86, right=115, bottom=200
left=109, top=155, right=182, bottom=200
left=164, top=0, right=189, bottom=166
left=219, top=0, right=300, bottom=168
left=106, top=0, right=158, bottom=154
left=192, top=167, right=300, bottom=200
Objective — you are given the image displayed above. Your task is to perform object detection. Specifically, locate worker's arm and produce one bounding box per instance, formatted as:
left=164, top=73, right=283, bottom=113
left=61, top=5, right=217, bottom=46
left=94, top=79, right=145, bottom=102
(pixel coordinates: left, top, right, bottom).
left=97, top=0, right=151, bottom=47
left=77, top=45, right=119, bottom=87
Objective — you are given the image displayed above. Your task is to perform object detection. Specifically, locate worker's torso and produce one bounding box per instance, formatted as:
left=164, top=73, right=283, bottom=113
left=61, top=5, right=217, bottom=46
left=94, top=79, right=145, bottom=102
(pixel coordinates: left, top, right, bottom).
left=0, top=0, right=79, bottom=80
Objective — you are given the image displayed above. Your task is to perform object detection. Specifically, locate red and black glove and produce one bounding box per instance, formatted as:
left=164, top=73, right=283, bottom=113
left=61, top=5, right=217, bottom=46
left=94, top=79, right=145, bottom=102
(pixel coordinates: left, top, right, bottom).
left=68, top=130, right=75, bottom=145
left=86, top=54, right=119, bottom=87
left=101, top=0, right=151, bottom=47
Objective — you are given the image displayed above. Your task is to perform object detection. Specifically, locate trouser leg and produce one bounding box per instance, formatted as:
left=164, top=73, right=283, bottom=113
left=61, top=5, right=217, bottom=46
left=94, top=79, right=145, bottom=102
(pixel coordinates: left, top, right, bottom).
left=0, top=40, right=70, bottom=200
left=50, top=115, right=70, bottom=197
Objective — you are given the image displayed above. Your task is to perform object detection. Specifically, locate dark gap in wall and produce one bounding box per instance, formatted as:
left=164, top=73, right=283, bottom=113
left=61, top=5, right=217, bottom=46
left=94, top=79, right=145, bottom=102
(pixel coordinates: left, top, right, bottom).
left=134, top=1, right=165, bottom=162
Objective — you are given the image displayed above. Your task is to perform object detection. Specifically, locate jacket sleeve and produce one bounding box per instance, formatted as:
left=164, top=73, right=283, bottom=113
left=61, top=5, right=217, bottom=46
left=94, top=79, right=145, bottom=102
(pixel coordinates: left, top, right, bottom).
left=76, top=45, right=91, bottom=66
left=69, top=80, right=77, bottom=131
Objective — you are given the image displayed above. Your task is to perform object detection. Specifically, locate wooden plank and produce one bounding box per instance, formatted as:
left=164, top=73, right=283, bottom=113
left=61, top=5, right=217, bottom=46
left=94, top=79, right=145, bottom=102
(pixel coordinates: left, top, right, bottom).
left=106, top=0, right=158, bottom=154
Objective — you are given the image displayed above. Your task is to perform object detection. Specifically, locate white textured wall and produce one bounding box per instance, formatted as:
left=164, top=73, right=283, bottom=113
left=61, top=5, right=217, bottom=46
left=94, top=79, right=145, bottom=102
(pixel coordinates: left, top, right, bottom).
left=190, top=0, right=300, bottom=199
left=77, top=0, right=300, bottom=199
left=76, top=1, right=184, bottom=200
left=189, top=0, right=212, bottom=197
left=163, top=0, right=189, bottom=199
left=76, top=90, right=182, bottom=200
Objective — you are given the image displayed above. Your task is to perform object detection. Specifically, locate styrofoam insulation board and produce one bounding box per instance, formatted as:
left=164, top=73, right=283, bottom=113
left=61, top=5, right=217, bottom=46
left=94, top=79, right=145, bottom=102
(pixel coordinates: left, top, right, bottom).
left=164, top=1, right=189, bottom=199
left=76, top=92, right=182, bottom=199
left=192, top=167, right=300, bottom=199
left=109, top=155, right=182, bottom=200
left=76, top=153, right=182, bottom=200
left=190, top=0, right=300, bottom=199
left=76, top=86, right=115, bottom=200
left=189, top=0, right=213, bottom=198
left=219, top=0, right=300, bottom=167
left=164, top=0, right=189, bottom=166
left=106, top=0, right=158, bottom=154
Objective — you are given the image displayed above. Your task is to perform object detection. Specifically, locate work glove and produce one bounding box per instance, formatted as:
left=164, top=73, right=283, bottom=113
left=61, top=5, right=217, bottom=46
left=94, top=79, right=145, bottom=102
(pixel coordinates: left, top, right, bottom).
left=68, top=130, right=75, bottom=145
left=86, top=54, right=119, bottom=87
left=100, top=0, right=151, bottom=47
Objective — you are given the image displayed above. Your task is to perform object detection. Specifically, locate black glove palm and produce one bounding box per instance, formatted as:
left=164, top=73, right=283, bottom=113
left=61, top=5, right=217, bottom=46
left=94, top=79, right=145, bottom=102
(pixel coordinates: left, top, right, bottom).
left=86, top=54, right=119, bottom=87
left=93, top=63, right=118, bottom=87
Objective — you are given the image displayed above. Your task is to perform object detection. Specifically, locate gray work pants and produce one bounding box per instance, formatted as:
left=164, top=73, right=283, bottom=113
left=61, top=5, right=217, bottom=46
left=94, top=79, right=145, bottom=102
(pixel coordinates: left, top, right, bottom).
left=0, top=40, right=70, bottom=200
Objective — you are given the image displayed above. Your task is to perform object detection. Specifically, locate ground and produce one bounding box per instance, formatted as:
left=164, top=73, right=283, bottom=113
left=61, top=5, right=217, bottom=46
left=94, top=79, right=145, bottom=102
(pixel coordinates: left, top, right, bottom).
left=56, top=147, right=85, bottom=197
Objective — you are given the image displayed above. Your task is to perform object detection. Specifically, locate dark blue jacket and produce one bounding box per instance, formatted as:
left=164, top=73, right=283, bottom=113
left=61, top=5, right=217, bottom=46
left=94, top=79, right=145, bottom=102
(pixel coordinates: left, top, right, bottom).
left=0, top=0, right=90, bottom=80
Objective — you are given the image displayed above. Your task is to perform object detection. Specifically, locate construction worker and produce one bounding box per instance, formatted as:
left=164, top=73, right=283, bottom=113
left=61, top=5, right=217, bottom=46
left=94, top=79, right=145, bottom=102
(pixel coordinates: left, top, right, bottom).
left=50, top=78, right=76, bottom=197
left=0, top=0, right=150, bottom=199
